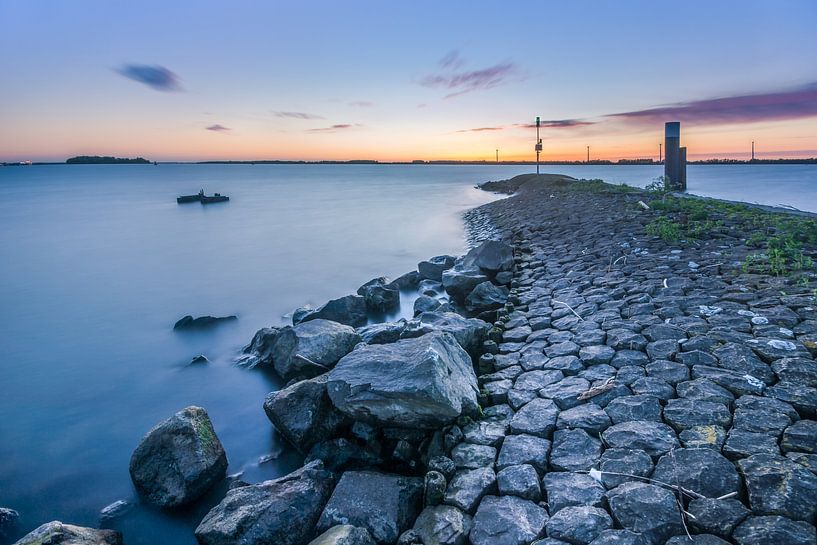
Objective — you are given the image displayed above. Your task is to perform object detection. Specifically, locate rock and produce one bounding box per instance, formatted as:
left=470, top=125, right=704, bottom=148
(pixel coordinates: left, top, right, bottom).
left=407, top=312, right=490, bottom=357
left=598, top=448, right=654, bottom=490
left=679, top=425, right=727, bottom=450
left=651, top=448, right=740, bottom=498
left=676, top=378, right=734, bottom=405
left=664, top=536, right=729, bottom=545
left=606, top=329, right=647, bottom=351
left=469, top=495, right=548, bottom=545
left=391, top=270, right=422, bottom=290
left=264, top=375, right=348, bottom=454
left=272, top=319, right=361, bottom=380
left=429, top=456, right=457, bottom=481
left=734, top=516, right=817, bottom=545
left=129, top=406, right=227, bottom=508
left=738, top=453, right=817, bottom=522
left=540, top=376, right=592, bottom=410
left=0, top=508, right=19, bottom=539
left=579, top=345, right=615, bottom=365
left=733, top=407, right=792, bottom=437
left=509, top=398, right=559, bottom=438
left=629, top=377, right=674, bottom=401
left=98, top=500, right=132, bottom=522
left=317, top=471, right=423, bottom=545
left=543, top=472, right=606, bottom=514
left=425, top=471, right=447, bottom=506
left=556, top=404, right=612, bottom=434
left=724, top=429, right=781, bottom=459
left=11, top=521, right=122, bottom=545
left=497, top=433, right=551, bottom=472
left=462, top=240, right=514, bottom=274
left=358, top=321, right=407, bottom=344
left=782, top=420, right=817, bottom=453
left=173, top=314, right=236, bottom=330
left=545, top=506, right=613, bottom=545
left=606, top=482, right=683, bottom=545
left=601, top=421, right=679, bottom=457
left=189, top=354, right=209, bottom=364
left=604, top=395, right=662, bottom=424
left=444, top=467, right=497, bottom=513
left=414, top=295, right=442, bottom=315
left=687, top=498, right=750, bottom=537
left=237, top=326, right=280, bottom=368
left=412, top=505, right=473, bottom=545
left=496, top=271, right=513, bottom=285
left=662, top=399, right=732, bottom=432
left=308, top=525, right=377, bottom=545
left=298, top=295, right=368, bottom=327
left=358, top=278, right=400, bottom=312
left=419, top=255, right=456, bottom=282
left=451, top=443, right=496, bottom=469
left=550, top=429, right=602, bottom=472
left=466, top=281, right=509, bottom=312
left=712, top=342, right=775, bottom=384
left=442, top=266, right=489, bottom=302
left=496, top=464, right=541, bottom=501
left=327, top=332, right=479, bottom=429
left=504, top=325, right=533, bottom=342
left=196, top=461, right=336, bottom=545
left=583, top=529, right=645, bottom=544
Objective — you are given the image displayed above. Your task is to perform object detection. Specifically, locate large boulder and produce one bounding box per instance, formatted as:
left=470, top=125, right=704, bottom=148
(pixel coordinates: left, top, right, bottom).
left=195, top=461, right=336, bottom=545
left=236, top=326, right=280, bottom=368
left=307, top=525, right=376, bottom=545
left=357, top=320, right=407, bottom=345
left=357, top=278, right=400, bottom=313
left=419, top=256, right=456, bottom=282
left=297, top=295, right=368, bottom=327
left=173, top=314, right=237, bottom=330
left=129, top=406, right=227, bottom=508
left=462, top=240, right=514, bottom=274
left=264, top=375, right=349, bottom=454
left=11, top=521, right=122, bottom=545
left=442, top=266, right=489, bottom=302
left=0, top=508, right=19, bottom=541
left=465, top=282, right=509, bottom=313
left=327, top=332, right=480, bottom=429
left=316, top=471, right=423, bottom=544
left=469, top=495, right=548, bottom=545
left=272, top=319, right=361, bottom=381
left=403, top=312, right=489, bottom=357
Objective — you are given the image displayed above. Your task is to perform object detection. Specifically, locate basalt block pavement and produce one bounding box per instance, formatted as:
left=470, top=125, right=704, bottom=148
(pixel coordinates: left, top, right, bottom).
left=439, top=175, right=817, bottom=545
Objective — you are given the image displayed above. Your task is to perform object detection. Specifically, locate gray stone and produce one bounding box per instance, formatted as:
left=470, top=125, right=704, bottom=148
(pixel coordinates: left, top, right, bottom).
left=610, top=350, right=649, bottom=369
left=264, top=375, right=347, bottom=454
left=466, top=281, right=509, bottom=312
left=544, top=356, right=586, bottom=375
left=652, top=448, right=740, bottom=498
left=662, top=399, right=732, bottom=432
left=299, top=295, right=368, bottom=327
left=129, top=406, right=227, bottom=508
left=358, top=278, right=400, bottom=312
left=543, top=472, right=606, bottom=514
left=545, top=506, right=613, bottom=545
left=10, top=522, right=122, bottom=545
left=556, top=404, right=612, bottom=434
left=733, top=408, right=792, bottom=437
left=237, top=326, right=281, bottom=369
left=497, top=433, right=550, bottom=472
left=546, top=341, right=581, bottom=358
left=598, top=448, right=654, bottom=489
left=444, top=467, right=496, bottom=513
left=442, top=266, right=489, bottom=302
left=604, top=395, right=661, bottom=424
left=782, top=420, right=817, bottom=453
left=602, top=421, right=679, bottom=457
left=772, top=357, right=817, bottom=386
left=358, top=321, right=407, bottom=344
left=429, top=456, right=457, bottom=481
left=469, top=495, right=548, bottom=545
left=272, top=319, right=361, bottom=380
left=606, top=482, right=683, bottom=545
left=584, top=529, right=646, bottom=545
left=195, top=461, right=335, bottom=545
left=579, top=345, right=615, bottom=365
left=414, top=295, right=442, bottom=316
left=676, top=379, right=734, bottom=405
left=645, top=340, right=678, bottom=361
left=606, top=329, right=647, bottom=351
left=629, top=377, right=674, bottom=401
left=496, top=464, right=542, bottom=500
left=550, top=429, right=602, bottom=472
left=664, top=536, right=730, bottom=545
left=687, top=498, right=750, bottom=538
left=712, top=342, right=775, bottom=384
left=733, top=515, right=817, bottom=545
left=425, top=471, right=447, bottom=506
left=540, top=377, right=592, bottom=410
left=644, top=360, right=689, bottom=385
left=327, top=332, right=479, bottom=429
left=412, top=505, right=472, bottom=545
left=514, top=370, right=564, bottom=391
left=317, top=471, right=423, bottom=545
left=418, top=255, right=456, bottom=282
left=451, top=443, right=496, bottom=469
left=724, top=429, right=780, bottom=459
left=738, top=453, right=817, bottom=522
left=463, top=240, right=514, bottom=274
left=678, top=426, right=726, bottom=450
left=408, top=312, right=490, bottom=357
left=509, top=398, right=559, bottom=438
left=308, top=525, right=377, bottom=545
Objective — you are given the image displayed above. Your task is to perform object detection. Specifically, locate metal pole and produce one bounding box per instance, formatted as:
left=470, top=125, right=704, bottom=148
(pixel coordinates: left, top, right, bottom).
left=535, top=117, right=541, bottom=174
left=587, top=146, right=590, bottom=163
left=659, top=143, right=662, bottom=163
left=752, top=141, right=755, bottom=161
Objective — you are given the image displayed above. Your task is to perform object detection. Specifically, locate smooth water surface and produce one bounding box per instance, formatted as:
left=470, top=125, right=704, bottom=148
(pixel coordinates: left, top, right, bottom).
left=1, top=163, right=815, bottom=544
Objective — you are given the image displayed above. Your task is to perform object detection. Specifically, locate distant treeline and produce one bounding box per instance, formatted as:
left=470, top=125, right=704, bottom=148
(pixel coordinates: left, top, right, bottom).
left=195, top=158, right=817, bottom=166
left=66, top=156, right=151, bottom=164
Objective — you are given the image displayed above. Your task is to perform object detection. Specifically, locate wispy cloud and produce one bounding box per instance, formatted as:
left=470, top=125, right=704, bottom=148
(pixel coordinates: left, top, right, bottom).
left=206, top=124, right=231, bottom=132
left=116, top=64, right=181, bottom=91
left=273, top=111, right=324, bottom=120
left=456, top=126, right=505, bottom=133
left=349, top=101, right=374, bottom=108
left=420, top=51, right=521, bottom=98
left=515, top=119, right=596, bottom=129
left=609, top=82, right=817, bottom=126
left=307, top=123, right=364, bottom=133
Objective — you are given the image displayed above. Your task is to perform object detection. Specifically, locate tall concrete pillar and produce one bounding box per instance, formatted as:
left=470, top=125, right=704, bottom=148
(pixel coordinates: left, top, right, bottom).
left=664, top=122, right=681, bottom=189
left=679, top=147, right=687, bottom=190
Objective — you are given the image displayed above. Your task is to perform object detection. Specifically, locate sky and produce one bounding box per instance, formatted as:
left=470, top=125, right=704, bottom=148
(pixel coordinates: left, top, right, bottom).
left=1, top=0, right=816, bottom=162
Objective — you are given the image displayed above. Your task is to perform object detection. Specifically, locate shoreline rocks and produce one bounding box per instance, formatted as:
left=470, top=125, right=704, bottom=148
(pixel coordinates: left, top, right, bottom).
left=11, top=521, right=122, bottom=545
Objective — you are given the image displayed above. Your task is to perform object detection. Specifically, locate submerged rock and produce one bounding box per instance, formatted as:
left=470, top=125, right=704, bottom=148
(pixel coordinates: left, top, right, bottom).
left=271, top=319, right=361, bottom=380
left=195, top=461, right=336, bottom=545
left=317, top=471, right=423, bottom=544
left=297, top=294, right=368, bottom=327
left=236, top=326, right=280, bottom=369
left=264, top=375, right=348, bottom=454
left=11, top=521, right=122, bottom=545
left=173, top=314, right=237, bottom=330
left=327, top=331, right=479, bottom=429
left=0, top=507, right=19, bottom=540
left=129, top=406, right=227, bottom=508
left=307, top=525, right=377, bottom=545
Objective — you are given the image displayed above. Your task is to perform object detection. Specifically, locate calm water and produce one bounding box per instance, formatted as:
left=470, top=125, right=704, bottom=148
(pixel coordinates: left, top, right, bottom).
left=0, top=163, right=815, bottom=544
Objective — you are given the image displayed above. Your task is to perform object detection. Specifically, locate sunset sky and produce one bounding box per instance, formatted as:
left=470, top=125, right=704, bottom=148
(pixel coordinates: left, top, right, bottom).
left=1, top=0, right=816, bottom=162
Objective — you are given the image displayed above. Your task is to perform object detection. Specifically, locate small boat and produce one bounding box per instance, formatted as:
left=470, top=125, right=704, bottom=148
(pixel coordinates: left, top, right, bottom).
left=177, top=189, right=229, bottom=204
